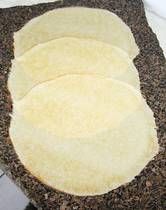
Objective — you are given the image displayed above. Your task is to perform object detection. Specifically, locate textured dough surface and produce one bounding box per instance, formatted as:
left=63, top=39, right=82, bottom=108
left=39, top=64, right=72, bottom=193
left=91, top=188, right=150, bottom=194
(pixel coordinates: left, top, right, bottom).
left=14, top=7, right=139, bottom=58
left=9, top=37, right=140, bottom=100
left=10, top=75, right=158, bottom=196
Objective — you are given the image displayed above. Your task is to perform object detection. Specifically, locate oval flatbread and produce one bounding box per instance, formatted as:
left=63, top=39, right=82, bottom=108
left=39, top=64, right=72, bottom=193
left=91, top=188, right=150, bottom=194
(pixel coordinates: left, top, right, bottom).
left=14, top=7, right=139, bottom=58
left=9, top=37, right=139, bottom=100
left=10, top=75, right=158, bottom=196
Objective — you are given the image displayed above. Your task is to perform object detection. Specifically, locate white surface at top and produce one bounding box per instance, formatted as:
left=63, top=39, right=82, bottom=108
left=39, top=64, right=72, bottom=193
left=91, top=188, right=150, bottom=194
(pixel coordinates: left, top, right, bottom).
left=144, top=0, right=166, bottom=18
left=144, top=0, right=166, bottom=57
left=145, top=10, right=166, bottom=57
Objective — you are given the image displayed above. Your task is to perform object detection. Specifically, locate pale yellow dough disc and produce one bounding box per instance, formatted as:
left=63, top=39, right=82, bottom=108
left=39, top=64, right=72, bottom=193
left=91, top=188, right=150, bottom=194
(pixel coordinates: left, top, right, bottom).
left=10, top=75, right=158, bottom=196
left=9, top=37, right=139, bottom=100
left=14, top=7, right=139, bottom=58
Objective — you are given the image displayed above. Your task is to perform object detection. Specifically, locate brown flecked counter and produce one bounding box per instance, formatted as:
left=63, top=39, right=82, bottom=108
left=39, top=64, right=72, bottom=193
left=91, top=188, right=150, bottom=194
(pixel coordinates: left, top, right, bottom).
left=0, top=0, right=165, bottom=209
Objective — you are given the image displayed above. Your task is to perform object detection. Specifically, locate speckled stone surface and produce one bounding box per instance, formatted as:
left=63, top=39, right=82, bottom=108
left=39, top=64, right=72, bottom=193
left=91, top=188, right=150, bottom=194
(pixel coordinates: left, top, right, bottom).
left=0, top=0, right=166, bottom=209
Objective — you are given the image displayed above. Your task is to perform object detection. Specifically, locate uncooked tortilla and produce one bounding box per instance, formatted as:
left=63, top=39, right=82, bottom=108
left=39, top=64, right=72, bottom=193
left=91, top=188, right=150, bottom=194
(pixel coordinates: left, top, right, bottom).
left=14, top=7, right=139, bottom=58
left=10, top=75, right=158, bottom=196
left=9, top=37, right=140, bottom=100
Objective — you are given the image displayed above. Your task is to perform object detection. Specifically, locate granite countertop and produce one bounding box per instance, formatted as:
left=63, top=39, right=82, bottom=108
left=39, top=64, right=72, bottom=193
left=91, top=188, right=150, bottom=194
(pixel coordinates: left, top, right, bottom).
left=0, top=0, right=165, bottom=209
